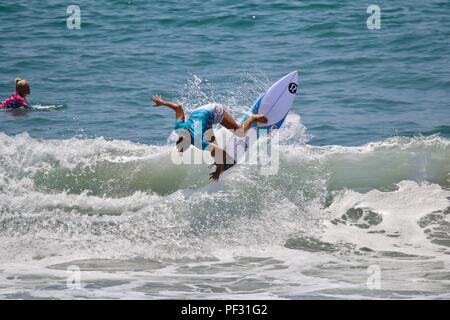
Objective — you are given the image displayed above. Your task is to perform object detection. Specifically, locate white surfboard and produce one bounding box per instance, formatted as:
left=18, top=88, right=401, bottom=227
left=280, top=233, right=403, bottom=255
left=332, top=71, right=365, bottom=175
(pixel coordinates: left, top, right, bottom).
left=223, top=71, right=299, bottom=171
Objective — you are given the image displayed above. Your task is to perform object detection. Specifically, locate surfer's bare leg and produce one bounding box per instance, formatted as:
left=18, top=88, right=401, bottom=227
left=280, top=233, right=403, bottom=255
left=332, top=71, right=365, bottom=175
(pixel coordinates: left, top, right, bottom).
left=220, top=110, right=267, bottom=137
left=208, top=111, right=268, bottom=180
left=151, top=96, right=185, bottom=121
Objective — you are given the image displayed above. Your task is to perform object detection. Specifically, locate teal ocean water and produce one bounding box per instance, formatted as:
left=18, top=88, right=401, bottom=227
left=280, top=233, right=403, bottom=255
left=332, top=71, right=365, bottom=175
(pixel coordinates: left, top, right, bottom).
left=1, top=1, right=450, bottom=299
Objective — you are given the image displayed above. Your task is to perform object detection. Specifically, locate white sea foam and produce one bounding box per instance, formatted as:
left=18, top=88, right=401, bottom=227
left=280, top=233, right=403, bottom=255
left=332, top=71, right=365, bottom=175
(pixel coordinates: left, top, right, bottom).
left=1, top=124, right=449, bottom=299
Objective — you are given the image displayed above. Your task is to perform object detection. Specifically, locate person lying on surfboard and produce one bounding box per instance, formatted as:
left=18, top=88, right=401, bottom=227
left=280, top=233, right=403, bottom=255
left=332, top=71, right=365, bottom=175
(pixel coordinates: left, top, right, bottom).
left=150, top=95, right=267, bottom=181
left=0, top=78, right=32, bottom=110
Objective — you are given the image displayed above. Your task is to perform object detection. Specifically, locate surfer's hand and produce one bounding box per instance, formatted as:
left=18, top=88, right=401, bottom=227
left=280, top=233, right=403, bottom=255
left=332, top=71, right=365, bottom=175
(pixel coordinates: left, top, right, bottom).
left=209, top=170, right=221, bottom=181
left=209, top=163, right=224, bottom=182
left=151, top=95, right=165, bottom=106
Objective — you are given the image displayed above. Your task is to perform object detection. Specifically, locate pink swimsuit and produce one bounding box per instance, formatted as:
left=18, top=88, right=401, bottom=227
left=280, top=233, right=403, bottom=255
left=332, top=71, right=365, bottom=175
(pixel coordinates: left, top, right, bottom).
left=0, top=92, right=30, bottom=109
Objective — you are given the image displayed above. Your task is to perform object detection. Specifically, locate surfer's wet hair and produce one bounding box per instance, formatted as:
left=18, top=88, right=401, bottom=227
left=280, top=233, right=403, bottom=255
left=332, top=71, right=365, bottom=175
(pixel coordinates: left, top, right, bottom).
left=15, top=78, right=30, bottom=96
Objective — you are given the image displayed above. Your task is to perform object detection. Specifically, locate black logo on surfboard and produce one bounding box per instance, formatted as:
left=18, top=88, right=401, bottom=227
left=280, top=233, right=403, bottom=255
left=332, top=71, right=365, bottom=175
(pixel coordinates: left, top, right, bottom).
left=288, top=83, right=298, bottom=94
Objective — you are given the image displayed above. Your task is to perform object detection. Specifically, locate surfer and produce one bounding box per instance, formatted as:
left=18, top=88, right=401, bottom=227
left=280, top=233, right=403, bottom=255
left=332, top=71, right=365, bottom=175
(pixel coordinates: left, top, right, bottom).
left=150, top=95, right=267, bottom=181
left=0, top=78, right=32, bottom=110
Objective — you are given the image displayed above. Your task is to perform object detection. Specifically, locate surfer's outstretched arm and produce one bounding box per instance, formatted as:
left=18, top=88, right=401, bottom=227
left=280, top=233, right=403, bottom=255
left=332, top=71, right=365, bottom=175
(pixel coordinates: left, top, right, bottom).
left=207, top=143, right=228, bottom=181
left=151, top=96, right=185, bottom=121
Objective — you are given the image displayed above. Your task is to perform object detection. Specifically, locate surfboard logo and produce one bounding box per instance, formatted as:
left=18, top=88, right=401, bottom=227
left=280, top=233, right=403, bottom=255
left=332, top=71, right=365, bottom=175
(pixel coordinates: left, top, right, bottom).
left=288, top=83, right=298, bottom=94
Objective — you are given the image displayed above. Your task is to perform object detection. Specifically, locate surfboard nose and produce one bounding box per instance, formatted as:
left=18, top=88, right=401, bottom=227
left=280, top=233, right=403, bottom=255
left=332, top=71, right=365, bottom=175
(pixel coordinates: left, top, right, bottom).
left=284, top=70, right=298, bottom=81
left=286, top=70, right=298, bottom=84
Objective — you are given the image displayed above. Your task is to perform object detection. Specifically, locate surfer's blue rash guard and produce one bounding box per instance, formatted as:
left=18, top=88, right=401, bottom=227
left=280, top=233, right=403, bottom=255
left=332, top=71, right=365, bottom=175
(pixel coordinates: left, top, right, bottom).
left=175, top=108, right=214, bottom=150
left=175, top=104, right=225, bottom=150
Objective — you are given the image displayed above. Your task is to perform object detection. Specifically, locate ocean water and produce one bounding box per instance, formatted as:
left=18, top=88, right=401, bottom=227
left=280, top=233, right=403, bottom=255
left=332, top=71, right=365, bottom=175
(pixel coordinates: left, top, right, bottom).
left=0, top=0, right=449, bottom=299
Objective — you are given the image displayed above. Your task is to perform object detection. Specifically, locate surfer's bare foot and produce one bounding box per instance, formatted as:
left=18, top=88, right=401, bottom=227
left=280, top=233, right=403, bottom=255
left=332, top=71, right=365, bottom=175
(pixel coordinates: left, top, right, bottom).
left=252, top=114, right=268, bottom=123
left=151, top=95, right=165, bottom=106
left=209, top=163, right=224, bottom=181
